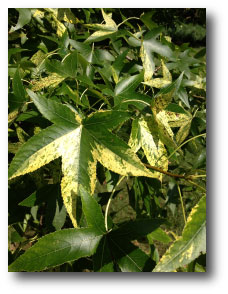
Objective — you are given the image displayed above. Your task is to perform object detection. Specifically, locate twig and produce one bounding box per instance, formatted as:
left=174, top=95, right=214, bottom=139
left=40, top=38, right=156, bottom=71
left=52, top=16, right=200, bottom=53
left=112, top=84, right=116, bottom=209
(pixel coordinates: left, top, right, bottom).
left=104, top=175, right=125, bottom=232
left=177, top=183, right=187, bottom=225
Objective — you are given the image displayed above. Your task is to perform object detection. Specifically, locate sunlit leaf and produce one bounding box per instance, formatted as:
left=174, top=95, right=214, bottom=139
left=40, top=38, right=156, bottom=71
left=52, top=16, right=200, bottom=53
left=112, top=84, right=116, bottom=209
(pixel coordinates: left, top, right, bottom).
left=9, top=94, right=157, bottom=228
left=129, top=117, right=168, bottom=180
left=143, top=60, right=172, bottom=88
left=10, top=8, right=31, bottom=32
left=85, top=9, right=118, bottom=43
left=8, top=228, right=103, bottom=272
left=153, top=196, right=206, bottom=272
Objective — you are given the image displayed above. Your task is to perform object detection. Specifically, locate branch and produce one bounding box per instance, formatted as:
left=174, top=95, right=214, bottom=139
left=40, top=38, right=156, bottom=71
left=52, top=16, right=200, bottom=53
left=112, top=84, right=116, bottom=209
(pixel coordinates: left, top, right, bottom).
left=144, top=163, right=205, bottom=181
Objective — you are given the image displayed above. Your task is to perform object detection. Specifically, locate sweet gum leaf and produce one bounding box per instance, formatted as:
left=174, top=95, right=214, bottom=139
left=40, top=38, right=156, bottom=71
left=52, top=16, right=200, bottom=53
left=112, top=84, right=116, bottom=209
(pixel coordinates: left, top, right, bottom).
left=8, top=228, right=103, bottom=272
left=153, top=196, right=206, bottom=272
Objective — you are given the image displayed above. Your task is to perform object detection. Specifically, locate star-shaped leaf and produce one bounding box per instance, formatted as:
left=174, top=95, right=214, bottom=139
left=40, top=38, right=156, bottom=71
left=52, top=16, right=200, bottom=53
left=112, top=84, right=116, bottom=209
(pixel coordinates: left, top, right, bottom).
left=140, top=29, right=174, bottom=82
left=85, top=9, right=118, bottom=43
left=9, top=90, right=157, bottom=228
left=143, top=59, right=172, bottom=88
left=129, top=74, right=191, bottom=171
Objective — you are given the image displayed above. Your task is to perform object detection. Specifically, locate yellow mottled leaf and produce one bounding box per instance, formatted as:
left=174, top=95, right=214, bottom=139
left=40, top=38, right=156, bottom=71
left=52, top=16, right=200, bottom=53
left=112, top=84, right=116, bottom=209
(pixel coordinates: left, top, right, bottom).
left=165, top=111, right=191, bottom=127
left=153, top=90, right=175, bottom=114
left=9, top=103, right=156, bottom=228
left=192, top=75, right=206, bottom=91
left=92, top=140, right=154, bottom=179
left=164, top=110, right=192, bottom=144
left=32, top=9, right=44, bottom=18
left=57, top=8, right=79, bottom=24
left=101, top=9, right=117, bottom=30
left=30, top=50, right=46, bottom=66
left=85, top=9, right=117, bottom=42
left=31, top=73, right=65, bottom=91
left=164, top=36, right=172, bottom=43
left=139, top=118, right=168, bottom=173
left=153, top=196, right=206, bottom=272
left=8, top=109, right=19, bottom=123
left=140, top=44, right=155, bottom=82
left=10, top=126, right=97, bottom=228
left=44, top=8, right=66, bottom=37
left=143, top=60, right=172, bottom=88
left=59, top=127, right=97, bottom=228
left=129, top=117, right=168, bottom=180
left=155, top=110, right=175, bottom=147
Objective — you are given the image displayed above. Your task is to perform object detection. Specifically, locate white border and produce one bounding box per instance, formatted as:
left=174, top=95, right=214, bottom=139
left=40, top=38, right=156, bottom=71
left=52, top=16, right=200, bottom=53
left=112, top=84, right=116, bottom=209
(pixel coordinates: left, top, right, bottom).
left=2, top=1, right=228, bottom=294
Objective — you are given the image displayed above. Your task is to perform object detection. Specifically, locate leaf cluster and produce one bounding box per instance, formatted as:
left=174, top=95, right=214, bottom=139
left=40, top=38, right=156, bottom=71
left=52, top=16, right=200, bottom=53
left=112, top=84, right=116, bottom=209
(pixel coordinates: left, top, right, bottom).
left=8, top=8, right=206, bottom=272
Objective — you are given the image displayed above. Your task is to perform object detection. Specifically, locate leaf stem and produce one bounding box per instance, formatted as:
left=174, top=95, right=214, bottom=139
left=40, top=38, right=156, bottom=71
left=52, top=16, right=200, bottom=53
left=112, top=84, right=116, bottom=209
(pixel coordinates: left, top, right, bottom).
left=185, top=179, right=206, bottom=192
left=144, top=163, right=206, bottom=183
left=167, top=133, right=206, bottom=160
left=104, top=175, right=125, bottom=232
left=117, top=17, right=141, bottom=28
left=144, top=163, right=188, bottom=179
left=177, top=183, right=186, bottom=225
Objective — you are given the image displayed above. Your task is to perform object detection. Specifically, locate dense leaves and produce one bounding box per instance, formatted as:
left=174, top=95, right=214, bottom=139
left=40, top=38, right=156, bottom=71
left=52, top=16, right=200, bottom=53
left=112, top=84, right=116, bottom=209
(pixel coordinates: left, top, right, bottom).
left=8, top=8, right=206, bottom=272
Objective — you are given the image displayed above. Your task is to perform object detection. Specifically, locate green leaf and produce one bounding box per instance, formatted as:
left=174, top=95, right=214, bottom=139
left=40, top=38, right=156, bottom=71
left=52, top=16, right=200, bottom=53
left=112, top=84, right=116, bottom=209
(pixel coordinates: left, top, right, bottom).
left=140, top=11, right=157, bottom=30
left=27, top=89, right=79, bottom=127
left=19, top=185, right=54, bottom=207
left=93, top=236, right=114, bottom=272
left=153, top=195, right=206, bottom=272
left=177, top=86, right=190, bottom=108
left=45, top=50, right=78, bottom=78
left=80, top=186, right=106, bottom=234
left=109, top=237, right=154, bottom=272
left=114, top=72, right=144, bottom=96
left=147, top=228, right=172, bottom=244
left=83, top=109, right=131, bottom=130
left=10, top=8, right=31, bottom=32
left=12, top=69, right=26, bottom=103
left=19, top=184, right=66, bottom=231
left=8, top=228, right=103, bottom=272
left=114, top=72, right=145, bottom=108
left=112, top=49, right=129, bottom=82
left=110, top=218, right=165, bottom=241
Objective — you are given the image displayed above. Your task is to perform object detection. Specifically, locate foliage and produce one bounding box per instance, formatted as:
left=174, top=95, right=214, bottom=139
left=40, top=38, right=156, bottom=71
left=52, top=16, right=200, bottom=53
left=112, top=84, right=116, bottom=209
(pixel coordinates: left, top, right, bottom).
left=8, top=8, right=206, bottom=272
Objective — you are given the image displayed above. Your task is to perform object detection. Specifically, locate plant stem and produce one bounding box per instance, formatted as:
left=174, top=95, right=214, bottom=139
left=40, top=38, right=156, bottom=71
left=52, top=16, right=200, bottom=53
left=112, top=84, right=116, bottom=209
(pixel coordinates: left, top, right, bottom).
left=177, top=183, right=186, bottom=225
left=104, top=175, right=125, bottom=232
left=144, top=163, right=205, bottom=181
left=167, top=133, right=206, bottom=160
left=185, top=179, right=206, bottom=192
left=117, top=17, right=141, bottom=28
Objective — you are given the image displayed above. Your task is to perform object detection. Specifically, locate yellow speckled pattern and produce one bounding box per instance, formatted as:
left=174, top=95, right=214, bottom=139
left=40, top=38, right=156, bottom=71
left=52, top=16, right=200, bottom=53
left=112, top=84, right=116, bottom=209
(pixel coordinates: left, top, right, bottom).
left=144, top=60, right=172, bottom=88
left=30, top=50, right=46, bottom=66
left=101, top=9, right=117, bottom=29
left=140, top=45, right=154, bottom=82
left=31, top=73, right=65, bottom=91
left=139, top=118, right=168, bottom=178
left=92, top=140, right=155, bottom=178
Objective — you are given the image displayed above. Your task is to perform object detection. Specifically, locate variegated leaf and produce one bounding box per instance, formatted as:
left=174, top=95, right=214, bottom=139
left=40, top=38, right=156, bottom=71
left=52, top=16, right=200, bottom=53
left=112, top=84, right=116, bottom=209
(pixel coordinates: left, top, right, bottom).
left=129, top=117, right=168, bottom=180
left=9, top=93, right=157, bottom=228
left=153, top=195, right=206, bottom=272
left=140, top=44, right=155, bottom=82
left=143, top=60, right=172, bottom=88
left=31, top=73, right=65, bottom=91
left=140, top=36, right=174, bottom=82
left=85, top=9, right=118, bottom=43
